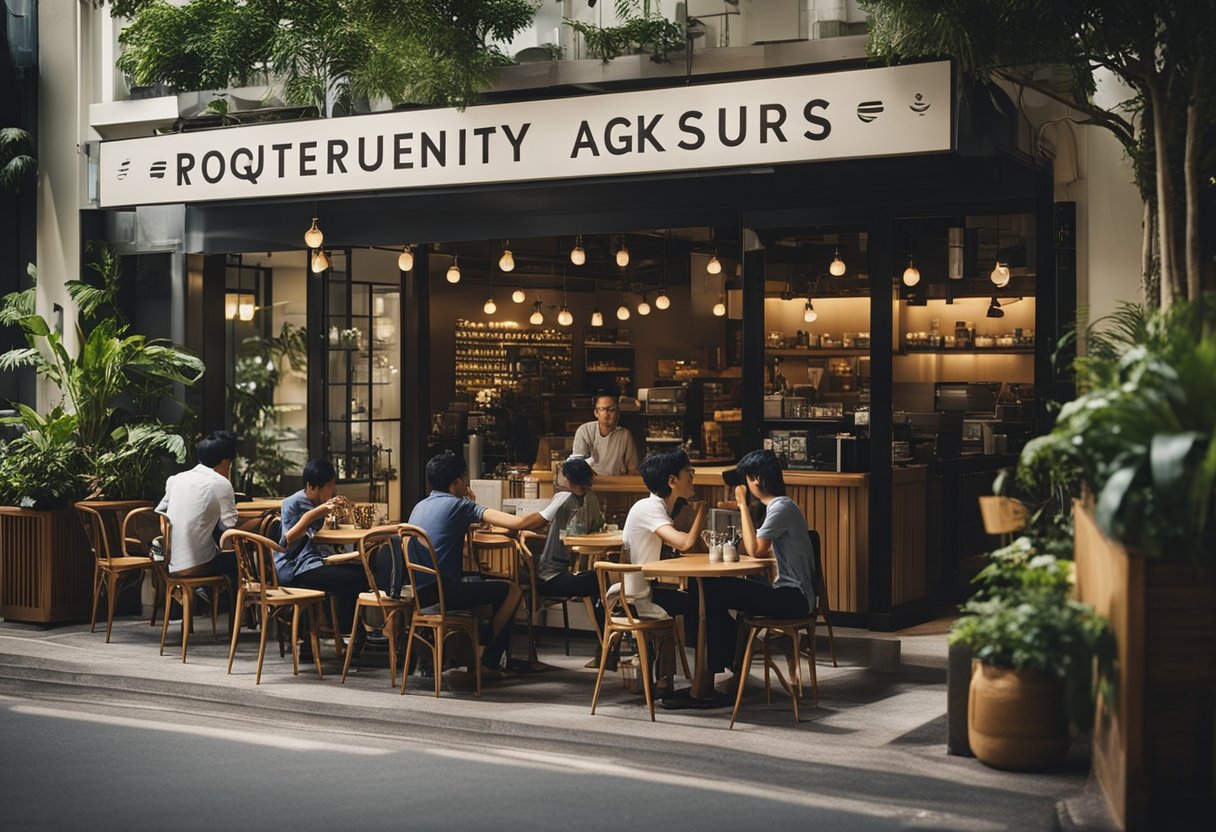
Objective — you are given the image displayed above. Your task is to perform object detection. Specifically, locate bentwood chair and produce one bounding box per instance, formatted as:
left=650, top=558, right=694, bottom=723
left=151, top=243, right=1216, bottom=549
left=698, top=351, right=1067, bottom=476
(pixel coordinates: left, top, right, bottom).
left=340, top=526, right=414, bottom=686
left=257, top=507, right=342, bottom=659
left=220, top=528, right=325, bottom=684
left=398, top=523, right=482, bottom=698
left=518, top=529, right=601, bottom=658
left=123, top=508, right=232, bottom=662
left=590, top=561, right=683, bottom=722
left=978, top=496, right=1028, bottom=546
left=469, top=529, right=538, bottom=663
left=77, top=502, right=156, bottom=643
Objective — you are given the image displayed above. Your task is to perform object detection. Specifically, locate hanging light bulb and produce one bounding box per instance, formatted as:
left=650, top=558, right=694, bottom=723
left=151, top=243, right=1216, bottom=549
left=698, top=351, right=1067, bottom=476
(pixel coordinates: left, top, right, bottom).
left=829, top=249, right=847, bottom=276
left=238, top=293, right=255, bottom=322
left=570, top=235, right=586, bottom=266
left=615, top=239, right=630, bottom=268
left=304, top=217, right=324, bottom=249
left=990, top=261, right=1011, bottom=288
left=446, top=257, right=461, bottom=284
left=558, top=305, right=573, bottom=326
left=529, top=299, right=544, bottom=325
left=483, top=297, right=497, bottom=315
left=511, top=284, right=526, bottom=303
left=654, top=288, right=670, bottom=310
left=637, top=296, right=651, bottom=316
left=616, top=302, right=631, bottom=321
left=902, top=256, right=921, bottom=287
left=498, top=240, right=515, bottom=272
left=590, top=308, right=604, bottom=327
left=706, top=254, right=722, bottom=275
left=397, top=246, right=414, bottom=272
left=311, top=249, right=331, bottom=273
left=712, top=295, right=727, bottom=317
left=224, top=293, right=239, bottom=320
left=803, top=299, right=818, bottom=323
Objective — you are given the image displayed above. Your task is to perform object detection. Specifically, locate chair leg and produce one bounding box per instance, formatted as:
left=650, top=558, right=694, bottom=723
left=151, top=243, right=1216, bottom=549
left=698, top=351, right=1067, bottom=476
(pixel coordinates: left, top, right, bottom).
left=561, top=600, right=571, bottom=656
left=104, top=572, right=119, bottom=643
left=209, top=586, right=219, bottom=641
left=181, top=588, right=192, bottom=663
left=385, top=610, right=398, bottom=689
left=328, top=596, right=343, bottom=659
left=227, top=589, right=246, bottom=674
left=787, top=629, right=801, bottom=723
left=762, top=633, right=773, bottom=704
left=308, top=605, right=324, bottom=680
left=159, top=584, right=174, bottom=656
left=636, top=631, right=656, bottom=722
left=90, top=564, right=103, bottom=634
left=471, top=625, right=482, bottom=699
left=590, top=631, right=618, bottom=716
left=730, top=626, right=758, bottom=730
left=255, top=604, right=271, bottom=685
left=290, top=605, right=302, bottom=677
left=673, top=617, right=692, bottom=681
left=401, top=620, right=417, bottom=695
left=433, top=626, right=444, bottom=698
left=824, top=612, right=838, bottom=668
left=806, top=623, right=819, bottom=706
left=340, top=603, right=361, bottom=684
left=149, top=576, right=162, bottom=626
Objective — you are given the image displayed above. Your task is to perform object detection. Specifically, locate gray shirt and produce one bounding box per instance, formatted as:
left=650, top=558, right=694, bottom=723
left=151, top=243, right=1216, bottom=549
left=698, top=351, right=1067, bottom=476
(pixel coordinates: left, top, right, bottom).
left=572, top=422, right=639, bottom=476
left=756, top=496, right=819, bottom=612
left=535, top=490, right=601, bottom=581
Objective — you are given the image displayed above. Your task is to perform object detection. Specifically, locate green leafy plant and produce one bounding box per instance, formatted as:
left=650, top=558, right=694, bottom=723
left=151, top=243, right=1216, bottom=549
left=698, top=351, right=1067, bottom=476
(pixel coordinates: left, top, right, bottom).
left=949, top=537, right=1116, bottom=730
left=0, top=244, right=206, bottom=503
left=0, top=406, right=89, bottom=509
left=565, top=0, right=684, bottom=63
left=0, top=127, right=37, bottom=192
left=1019, top=297, right=1216, bottom=561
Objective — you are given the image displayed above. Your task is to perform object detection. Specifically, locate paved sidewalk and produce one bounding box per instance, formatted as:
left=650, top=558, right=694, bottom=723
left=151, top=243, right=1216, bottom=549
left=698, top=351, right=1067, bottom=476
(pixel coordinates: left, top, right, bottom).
left=0, top=614, right=1104, bottom=830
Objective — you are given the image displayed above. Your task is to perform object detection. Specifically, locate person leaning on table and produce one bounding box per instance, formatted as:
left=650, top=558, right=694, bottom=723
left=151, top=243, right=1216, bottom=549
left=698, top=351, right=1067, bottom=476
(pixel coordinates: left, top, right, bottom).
left=404, top=451, right=549, bottom=676
left=278, top=458, right=368, bottom=654
left=572, top=390, right=639, bottom=476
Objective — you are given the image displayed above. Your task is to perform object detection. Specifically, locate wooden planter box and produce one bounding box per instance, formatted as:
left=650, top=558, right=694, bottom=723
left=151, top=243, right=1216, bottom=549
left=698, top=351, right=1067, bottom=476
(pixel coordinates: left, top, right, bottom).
left=1073, top=501, right=1216, bottom=829
left=0, top=506, right=94, bottom=623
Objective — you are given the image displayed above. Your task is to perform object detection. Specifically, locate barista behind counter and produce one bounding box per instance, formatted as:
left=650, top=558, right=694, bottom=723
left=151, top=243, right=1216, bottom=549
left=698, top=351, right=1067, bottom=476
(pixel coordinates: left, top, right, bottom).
left=572, top=390, right=640, bottom=476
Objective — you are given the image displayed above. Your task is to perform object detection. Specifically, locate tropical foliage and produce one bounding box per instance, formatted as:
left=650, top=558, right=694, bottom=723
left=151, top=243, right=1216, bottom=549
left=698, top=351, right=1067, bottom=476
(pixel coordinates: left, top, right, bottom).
left=565, top=0, right=684, bottom=63
left=0, top=127, right=37, bottom=192
left=0, top=244, right=205, bottom=506
left=950, top=536, right=1115, bottom=730
left=111, top=0, right=540, bottom=112
left=862, top=0, right=1215, bottom=310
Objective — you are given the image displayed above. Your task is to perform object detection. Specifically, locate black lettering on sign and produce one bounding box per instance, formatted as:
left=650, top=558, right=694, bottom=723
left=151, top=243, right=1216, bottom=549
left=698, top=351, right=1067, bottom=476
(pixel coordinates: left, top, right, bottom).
left=502, top=123, right=530, bottom=162
left=201, top=150, right=225, bottom=183
left=719, top=106, right=747, bottom=147
left=299, top=141, right=318, bottom=176
left=421, top=132, right=445, bottom=168
left=358, top=136, right=383, bottom=172
left=571, top=121, right=599, bottom=158
left=394, top=133, right=414, bottom=169
left=605, top=116, right=632, bottom=155
left=231, top=147, right=263, bottom=184
left=176, top=153, right=195, bottom=186
left=637, top=114, right=664, bottom=153
left=458, top=129, right=467, bottom=166
left=272, top=143, right=291, bottom=178
left=677, top=111, right=705, bottom=150
left=803, top=99, right=831, bottom=141
left=759, top=104, right=788, bottom=144
left=327, top=139, right=348, bottom=174
left=472, top=126, right=496, bottom=164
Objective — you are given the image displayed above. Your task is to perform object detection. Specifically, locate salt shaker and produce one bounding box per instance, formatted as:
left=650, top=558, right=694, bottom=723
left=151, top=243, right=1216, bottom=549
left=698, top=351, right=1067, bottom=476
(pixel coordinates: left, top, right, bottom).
left=722, top=539, right=738, bottom=563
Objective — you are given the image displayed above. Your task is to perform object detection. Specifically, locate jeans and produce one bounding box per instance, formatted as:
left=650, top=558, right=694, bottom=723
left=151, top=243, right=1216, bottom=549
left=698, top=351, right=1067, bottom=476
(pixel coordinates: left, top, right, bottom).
left=289, top=563, right=366, bottom=633
left=415, top=577, right=515, bottom=669
left=538, top=570, right=605, bottom=633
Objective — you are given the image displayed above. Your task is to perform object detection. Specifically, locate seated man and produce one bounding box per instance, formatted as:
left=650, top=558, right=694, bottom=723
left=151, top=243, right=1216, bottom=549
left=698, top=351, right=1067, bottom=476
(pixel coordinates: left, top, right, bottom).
left=622, top=448, right=735, bottom=705
left=156, top=430, right=240, bottom=593
left=725, top=448, right=818, bottom=625
left=530, top=457, right=606, bottom=642
left=278, top=459, right=367, bottom=648
left=405, top=452, right=547, bottom=675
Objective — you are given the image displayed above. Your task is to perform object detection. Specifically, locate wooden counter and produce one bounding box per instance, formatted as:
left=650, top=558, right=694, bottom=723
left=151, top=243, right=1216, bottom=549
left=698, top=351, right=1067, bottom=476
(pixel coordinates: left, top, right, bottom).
left=527, top=465, right=928, bottom=615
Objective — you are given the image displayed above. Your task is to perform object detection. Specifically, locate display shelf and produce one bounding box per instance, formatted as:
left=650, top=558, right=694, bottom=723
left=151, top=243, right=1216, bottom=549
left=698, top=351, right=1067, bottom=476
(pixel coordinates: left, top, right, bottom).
left=766, top=348, right=870, bottom=357
left=897, top=347, right=1035, bottom=355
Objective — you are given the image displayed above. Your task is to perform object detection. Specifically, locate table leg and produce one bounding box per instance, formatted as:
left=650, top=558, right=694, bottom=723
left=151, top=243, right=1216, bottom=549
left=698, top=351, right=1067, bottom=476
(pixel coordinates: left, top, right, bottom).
left=692, top=577, right=711, bottom=698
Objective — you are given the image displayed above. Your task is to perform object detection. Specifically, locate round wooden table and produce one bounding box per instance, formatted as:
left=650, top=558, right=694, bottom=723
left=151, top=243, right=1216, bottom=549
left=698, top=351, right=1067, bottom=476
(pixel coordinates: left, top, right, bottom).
left=314, top=524, right=400, bottom=564
left=640, top=554, right=775, bottom=698
left=563, top=531, right=623, bottom=550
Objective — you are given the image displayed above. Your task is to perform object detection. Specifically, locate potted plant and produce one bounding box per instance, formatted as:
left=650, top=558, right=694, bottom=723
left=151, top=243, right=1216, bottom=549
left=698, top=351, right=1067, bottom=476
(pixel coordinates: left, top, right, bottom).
left=0, top=245, right=204, bottom=622
left=1017, top=298, right=1216, bottom=825
left=949, top=537, right=1114, bottom=771
left=566, top=0, right=685, bottom=63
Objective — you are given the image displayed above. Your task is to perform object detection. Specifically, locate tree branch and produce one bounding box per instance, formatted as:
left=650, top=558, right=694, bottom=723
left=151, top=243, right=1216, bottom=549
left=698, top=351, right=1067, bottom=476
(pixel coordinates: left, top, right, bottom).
left=993, top=69, right=1136, bottom=149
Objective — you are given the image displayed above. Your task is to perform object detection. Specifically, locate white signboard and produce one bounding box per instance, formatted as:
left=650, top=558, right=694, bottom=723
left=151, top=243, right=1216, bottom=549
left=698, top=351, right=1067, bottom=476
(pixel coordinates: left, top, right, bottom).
left=99, top=61, right=952, bottom=208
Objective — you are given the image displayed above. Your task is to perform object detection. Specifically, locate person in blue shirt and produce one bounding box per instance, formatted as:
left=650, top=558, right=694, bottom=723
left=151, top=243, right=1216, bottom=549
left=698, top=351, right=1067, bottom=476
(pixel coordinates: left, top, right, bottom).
left=405, top=452, right=547, bottom=675
left=278, top=459, right=367, bottom=648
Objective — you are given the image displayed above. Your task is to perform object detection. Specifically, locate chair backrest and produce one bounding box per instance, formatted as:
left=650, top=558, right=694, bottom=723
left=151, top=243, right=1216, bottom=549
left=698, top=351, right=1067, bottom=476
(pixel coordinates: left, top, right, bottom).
left=219, top=528, right=283, bottom=592
left=805, top=527, right=829, bottom=612
left=592, top=561, right=648, bottom=628
left=355, top=526, right=402, bottom=605
left=470, top=530, right=521, bottom=581
left=978, top=496, right=1027, bottom=536
left=76, top=503, right=117, bottom=565
left=256, top=508, right=282, bottom=542
left=398, top=523, right=448, bottom=616
left=122, top=507, right=168, bottom=577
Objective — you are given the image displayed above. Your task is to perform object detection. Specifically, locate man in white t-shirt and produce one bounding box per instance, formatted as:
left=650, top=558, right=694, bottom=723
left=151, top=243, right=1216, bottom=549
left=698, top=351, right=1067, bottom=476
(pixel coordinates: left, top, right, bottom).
left=622, top=448, right=734, bottom=707
left=572, top=390, right=639, bottom=476
left=155, top=431, right=240, bottom=591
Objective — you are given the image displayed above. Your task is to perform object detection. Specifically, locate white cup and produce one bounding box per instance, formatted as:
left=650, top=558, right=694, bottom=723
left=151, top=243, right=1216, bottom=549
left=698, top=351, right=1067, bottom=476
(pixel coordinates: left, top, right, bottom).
left=723, top=542, right=739, bottom=563
left=708, top=544, right=723, bottom=563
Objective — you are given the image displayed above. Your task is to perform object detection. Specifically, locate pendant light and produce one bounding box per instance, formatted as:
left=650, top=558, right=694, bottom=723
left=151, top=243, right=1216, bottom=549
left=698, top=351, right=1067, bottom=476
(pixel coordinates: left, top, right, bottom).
left=706, top=254, right=722, bottom=275
left=637, top=294, right=651, bottom=316
left=225, top=293, right=238, bottom=320
left=902, top=255, right=921, bottom=287
left=483, top=269, right=496, bottom=314
left=446, top=254, right=461, bottom=284
left=990, top=222, right=1010, bottom=287
left=498, top=239, right=515, bottom=272
left=311, top=249, right=331, bottom=273
left=987, top=296, right=1005, bottom=318
left=591, top=308, right=604, bottom=327
left=570, top=235, right=586, bottom=266
left=615, top=236, right=630, bottom=268
left=712, top=295, right=727, bottom=317
left=304, top=217, right=324, bottom=249
left=655, top=287, right=670, bottom=310
left=512, top=283, right=526, bottom=303
left=829, top=248, right=847, bottom=276
left=557, top=269, right=573, bottom=326
left=237, top=293, right=255, bottom=322
left=803, top=299, right=818, bottom=323
left=529, top=297, right=544, bottom=325
left=397, top=245, right=414, bottom=272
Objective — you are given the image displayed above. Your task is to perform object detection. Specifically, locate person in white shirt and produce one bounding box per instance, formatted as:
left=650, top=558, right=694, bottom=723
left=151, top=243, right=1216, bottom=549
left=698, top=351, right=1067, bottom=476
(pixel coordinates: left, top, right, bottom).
left=155, top=431, right=240, bottom=590
left=621, top=448, right=734, bottom=708
left=572, top=391, right=639, bottom=476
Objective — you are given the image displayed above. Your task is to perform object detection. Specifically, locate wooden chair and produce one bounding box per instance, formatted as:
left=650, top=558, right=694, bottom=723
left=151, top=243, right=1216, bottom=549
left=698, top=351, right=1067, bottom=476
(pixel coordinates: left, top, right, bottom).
left=470, top=529, right=538, bottom=663
left=77, top=502, right=155, bottom=643
left=123, top=508, right=233, bottom=662
left=518, top=529, right=602, bottom=657
left=398, top=523, right=481, bottom=698
left=340, top=526, right=414, bottom=686
left=590, top=561, right=683, bottom=722
left=730, top=529, right=831, bottom=729
left=220, top=528, right=325, bottom=684
left=978, top=496, right=1028, bottom=546
left=259, top=507, right=342, bottom=659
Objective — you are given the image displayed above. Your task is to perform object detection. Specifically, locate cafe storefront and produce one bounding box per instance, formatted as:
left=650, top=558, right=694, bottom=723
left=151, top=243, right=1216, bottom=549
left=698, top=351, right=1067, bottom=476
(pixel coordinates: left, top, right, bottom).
left=95, top=58, right=1065, bottom=631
